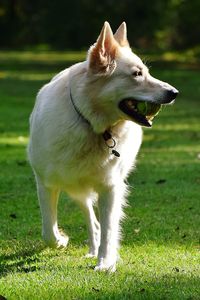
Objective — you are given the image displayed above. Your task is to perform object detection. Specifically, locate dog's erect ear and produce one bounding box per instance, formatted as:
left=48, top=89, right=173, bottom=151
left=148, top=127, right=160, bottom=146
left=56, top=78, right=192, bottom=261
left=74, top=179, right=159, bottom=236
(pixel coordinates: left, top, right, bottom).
left=88, top=22, right=117, bottom=74
left=114, top=22, right=129, bottom=47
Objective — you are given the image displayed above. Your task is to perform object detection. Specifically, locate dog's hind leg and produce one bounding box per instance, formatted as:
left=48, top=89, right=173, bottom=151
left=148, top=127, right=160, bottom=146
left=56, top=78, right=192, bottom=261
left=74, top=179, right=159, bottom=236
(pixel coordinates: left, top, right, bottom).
left=36, top=176, right=69, bottom=248
left=84, top=201, right=100, bottom=258
left=71, top=192, right=100, bottom=257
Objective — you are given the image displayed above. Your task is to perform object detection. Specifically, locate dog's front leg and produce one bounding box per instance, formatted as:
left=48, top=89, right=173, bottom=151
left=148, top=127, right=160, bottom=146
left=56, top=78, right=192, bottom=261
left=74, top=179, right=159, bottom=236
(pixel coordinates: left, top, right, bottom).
left=36, top=177, right=69, bottom=248
left=95, top=183, right=126, bottom=272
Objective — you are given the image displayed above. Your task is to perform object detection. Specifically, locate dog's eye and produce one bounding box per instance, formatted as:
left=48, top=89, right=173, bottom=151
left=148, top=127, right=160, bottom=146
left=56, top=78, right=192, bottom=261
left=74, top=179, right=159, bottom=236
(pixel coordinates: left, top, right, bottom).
left=132, top=70, right=142, bottom=77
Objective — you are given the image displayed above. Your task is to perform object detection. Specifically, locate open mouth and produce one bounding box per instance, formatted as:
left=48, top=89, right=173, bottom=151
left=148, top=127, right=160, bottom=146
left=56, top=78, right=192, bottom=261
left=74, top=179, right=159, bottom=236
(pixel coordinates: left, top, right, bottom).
left=118, top=99, right=162, bottom=127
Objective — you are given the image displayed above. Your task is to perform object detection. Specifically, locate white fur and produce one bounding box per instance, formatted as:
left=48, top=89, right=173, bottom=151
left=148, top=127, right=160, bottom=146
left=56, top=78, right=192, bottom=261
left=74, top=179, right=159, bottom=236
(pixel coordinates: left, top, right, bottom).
left=28, top=22, right=177, bottom=272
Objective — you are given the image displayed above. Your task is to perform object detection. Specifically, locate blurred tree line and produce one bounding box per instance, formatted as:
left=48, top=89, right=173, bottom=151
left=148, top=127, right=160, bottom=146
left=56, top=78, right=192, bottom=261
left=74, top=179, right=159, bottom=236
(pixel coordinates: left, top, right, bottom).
left=0, top=0, right=199, bottom=50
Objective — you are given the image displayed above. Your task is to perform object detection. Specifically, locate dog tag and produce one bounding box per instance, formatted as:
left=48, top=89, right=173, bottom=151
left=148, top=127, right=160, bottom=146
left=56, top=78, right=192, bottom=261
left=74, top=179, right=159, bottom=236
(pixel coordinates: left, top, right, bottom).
left=112, top=150, right=120, bottom=157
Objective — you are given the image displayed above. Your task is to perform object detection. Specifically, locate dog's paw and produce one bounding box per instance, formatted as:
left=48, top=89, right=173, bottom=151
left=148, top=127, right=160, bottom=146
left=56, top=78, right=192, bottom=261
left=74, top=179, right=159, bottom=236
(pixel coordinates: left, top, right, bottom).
left=85, top=246, right=99, bottom=258
left=94, top=258, right=116, bottom=273
left=94, top=263, right=116, bottom=273
left=85, top=252, right=98, bottom=259
left=43, top=234, right=69, bottom=249
left=56, top=235, right=69, bottom=248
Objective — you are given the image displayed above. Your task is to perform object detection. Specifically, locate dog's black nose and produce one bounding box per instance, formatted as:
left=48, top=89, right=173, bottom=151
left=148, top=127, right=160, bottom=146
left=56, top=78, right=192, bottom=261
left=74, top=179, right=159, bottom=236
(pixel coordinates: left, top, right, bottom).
left=164, top=89, right=179, bottom=103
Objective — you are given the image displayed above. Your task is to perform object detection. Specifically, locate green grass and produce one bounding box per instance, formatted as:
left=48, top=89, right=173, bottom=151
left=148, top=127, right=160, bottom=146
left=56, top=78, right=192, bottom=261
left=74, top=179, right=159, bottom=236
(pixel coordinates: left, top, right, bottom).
left=0, top=51, right=200, bottom=300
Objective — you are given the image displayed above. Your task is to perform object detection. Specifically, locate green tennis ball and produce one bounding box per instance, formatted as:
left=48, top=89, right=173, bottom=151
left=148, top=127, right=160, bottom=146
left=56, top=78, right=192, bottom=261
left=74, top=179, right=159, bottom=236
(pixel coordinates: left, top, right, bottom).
left=137, top=102, right=161, bottom=117
left=137, top=102, right=148, bottom=115
left=148, top=103, right=162, bottom=116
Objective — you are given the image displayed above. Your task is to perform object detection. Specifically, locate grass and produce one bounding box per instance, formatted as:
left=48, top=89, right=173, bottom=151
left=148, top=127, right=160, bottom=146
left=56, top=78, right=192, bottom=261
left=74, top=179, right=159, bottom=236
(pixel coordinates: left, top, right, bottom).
left=0, top=50, right=200, bottom=300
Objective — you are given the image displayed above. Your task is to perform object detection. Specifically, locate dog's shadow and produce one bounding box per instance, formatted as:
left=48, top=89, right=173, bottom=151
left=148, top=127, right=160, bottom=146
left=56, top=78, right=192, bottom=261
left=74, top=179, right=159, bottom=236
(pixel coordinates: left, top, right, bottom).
left=0, top=241, right=46, bottom=278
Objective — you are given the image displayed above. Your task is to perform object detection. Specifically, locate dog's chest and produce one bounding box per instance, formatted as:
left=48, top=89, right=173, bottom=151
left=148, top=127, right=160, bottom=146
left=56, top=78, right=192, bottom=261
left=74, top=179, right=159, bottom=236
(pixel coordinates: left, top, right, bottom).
left=49, top=129, right=120, bottom=188
left=40, top=122, right=142, bottom=191
left=73, top=134, right=117, bottom=164
left=63, top=133, right=116, bottom=180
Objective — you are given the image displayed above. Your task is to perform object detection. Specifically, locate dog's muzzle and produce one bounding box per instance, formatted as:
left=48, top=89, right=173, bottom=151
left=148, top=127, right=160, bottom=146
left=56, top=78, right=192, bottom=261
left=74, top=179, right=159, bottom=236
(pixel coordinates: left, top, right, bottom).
left=118, top=88, right=179, bottom=127
left=161, top=88, right=179, bottom=104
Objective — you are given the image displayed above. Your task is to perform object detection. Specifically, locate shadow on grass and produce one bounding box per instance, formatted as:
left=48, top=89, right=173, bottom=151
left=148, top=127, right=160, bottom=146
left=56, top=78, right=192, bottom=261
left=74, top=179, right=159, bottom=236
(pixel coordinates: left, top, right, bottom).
left=0, top=241, right=46, bottom=278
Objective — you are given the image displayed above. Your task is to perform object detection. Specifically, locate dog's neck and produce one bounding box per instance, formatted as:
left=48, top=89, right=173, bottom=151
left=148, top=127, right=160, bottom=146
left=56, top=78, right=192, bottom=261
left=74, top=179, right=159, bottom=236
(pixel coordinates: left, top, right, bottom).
left=69, top=88, right=120, bottom=157
left=70, top=88, right=90, bottom=126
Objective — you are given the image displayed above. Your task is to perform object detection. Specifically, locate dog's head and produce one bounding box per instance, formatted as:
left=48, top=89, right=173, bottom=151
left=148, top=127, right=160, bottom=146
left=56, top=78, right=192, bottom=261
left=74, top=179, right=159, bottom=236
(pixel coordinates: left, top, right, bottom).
left=84, top=22, right=178, bottom=131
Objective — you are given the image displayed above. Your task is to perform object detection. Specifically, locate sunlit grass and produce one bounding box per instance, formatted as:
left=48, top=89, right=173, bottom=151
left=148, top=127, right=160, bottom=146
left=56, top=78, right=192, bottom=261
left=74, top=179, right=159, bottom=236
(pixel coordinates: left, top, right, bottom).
left=155, top=123, right=200, bottom=131
left=0, top=242, right=199, bottom=299
left=0, top=71, right=54, bottom=81
left=0, top=50, right=86, bottom=62
left=0, top=136, right=28, bottom=145
left=0, top=51, right=199, bottom=300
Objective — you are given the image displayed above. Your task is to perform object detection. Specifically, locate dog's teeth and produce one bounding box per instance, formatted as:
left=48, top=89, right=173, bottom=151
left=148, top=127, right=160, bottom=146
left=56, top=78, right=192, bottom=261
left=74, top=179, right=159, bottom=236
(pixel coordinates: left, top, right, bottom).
left=127, top=100, right=135, bottom=108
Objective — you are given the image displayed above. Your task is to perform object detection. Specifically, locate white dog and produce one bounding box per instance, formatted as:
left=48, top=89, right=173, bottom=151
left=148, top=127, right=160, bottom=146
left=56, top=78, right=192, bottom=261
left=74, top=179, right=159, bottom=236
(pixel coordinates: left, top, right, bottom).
left=28, top=22, right=178, bottom=272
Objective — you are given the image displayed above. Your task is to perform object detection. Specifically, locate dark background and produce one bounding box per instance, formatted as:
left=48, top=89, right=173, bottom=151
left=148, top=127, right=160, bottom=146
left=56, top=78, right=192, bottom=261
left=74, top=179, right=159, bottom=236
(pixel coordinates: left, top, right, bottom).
left=0, top=0, right=200, bottom=51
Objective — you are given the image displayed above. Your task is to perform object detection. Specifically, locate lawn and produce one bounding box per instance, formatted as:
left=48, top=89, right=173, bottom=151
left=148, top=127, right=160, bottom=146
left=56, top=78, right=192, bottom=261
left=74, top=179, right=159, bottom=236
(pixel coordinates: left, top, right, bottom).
left=0, top=50, right=199, bottom=300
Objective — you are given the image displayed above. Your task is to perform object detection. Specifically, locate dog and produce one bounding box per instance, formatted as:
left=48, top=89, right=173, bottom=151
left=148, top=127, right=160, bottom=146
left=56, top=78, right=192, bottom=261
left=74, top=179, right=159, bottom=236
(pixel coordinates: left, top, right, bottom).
left=28, top=22, right=178, bottom=272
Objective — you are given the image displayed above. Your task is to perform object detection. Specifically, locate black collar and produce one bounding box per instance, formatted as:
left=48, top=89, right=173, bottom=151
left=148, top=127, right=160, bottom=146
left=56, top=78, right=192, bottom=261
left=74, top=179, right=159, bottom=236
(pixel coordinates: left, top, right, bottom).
left=70, top=88, right=90, bottom=126
left=69, top=88, right=120, bottom=157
